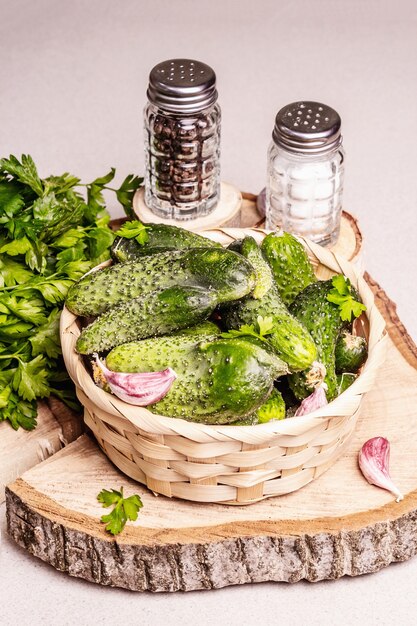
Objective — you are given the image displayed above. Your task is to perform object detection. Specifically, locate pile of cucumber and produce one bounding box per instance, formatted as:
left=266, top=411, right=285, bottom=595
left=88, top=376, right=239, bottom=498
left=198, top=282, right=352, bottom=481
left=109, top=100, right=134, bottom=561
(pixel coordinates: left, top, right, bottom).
left=65, top=224, right=367, bottom=425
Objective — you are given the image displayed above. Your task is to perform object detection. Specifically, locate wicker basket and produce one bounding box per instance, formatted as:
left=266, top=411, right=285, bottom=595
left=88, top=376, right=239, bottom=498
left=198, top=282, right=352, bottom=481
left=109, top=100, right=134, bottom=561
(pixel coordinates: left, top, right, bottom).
left=60, top=228, right=387, bottom=505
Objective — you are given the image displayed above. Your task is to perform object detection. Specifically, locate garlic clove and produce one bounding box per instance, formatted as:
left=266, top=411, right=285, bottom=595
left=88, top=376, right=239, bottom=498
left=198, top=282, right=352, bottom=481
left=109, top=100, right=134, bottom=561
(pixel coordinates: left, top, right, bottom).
left=94, top=354, right=176, bottom=406
left=358, top=436, right=403, bottom=502
left=294, top=385, right=328, bottom=416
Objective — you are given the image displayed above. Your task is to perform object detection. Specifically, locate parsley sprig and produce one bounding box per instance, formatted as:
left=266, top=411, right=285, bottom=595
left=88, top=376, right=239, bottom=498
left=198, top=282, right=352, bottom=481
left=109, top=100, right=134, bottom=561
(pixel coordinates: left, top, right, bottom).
left=221, top=315, right=276, bottom=342
left=0, top=154, right=143, bottom=430
left=97, top=487, right=143, bottom=535
left=326, top=275, right=367, bottom=322
left=115, top=220, right=149, bottom=245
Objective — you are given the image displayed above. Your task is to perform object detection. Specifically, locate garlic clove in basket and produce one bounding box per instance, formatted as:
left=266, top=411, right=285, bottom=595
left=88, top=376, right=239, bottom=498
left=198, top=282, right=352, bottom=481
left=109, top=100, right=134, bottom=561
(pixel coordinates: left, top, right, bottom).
left=358, top=437, right=403, bottom=502
left=93, top=354, right=177, bottom=406
left=294, top=385, right=328, bottom=416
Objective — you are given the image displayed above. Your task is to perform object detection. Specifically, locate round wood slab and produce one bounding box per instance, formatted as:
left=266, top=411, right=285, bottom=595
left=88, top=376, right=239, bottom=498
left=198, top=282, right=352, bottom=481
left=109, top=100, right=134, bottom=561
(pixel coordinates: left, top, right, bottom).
left=6, top=276, right=417, bottom=591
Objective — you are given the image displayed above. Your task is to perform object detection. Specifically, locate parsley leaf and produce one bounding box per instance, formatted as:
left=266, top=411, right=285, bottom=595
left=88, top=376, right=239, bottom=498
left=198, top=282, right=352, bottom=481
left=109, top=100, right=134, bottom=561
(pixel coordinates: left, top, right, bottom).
left=43, top=173, right=80, bottom=196
left=115, top=220, right=149, bottom=245
left=0, top=154, right=43, bottom=197
left=0, top=390, right=37, bottom=430
left=221, top=315, right=276, bottom=342
left=0, top=256, right=32, bottom=287
left=97, top=486, right=143, bottom=535
left=256, top=315, right=275, bottom=336
left=30, top=309, right=61, bottom=359
left=87, top=227, right=115, bottom=259
left=0, top=236, right=32, bottom=256
left=116, top=174, right=144, bottom=218
left=0, top=180, right=26, bottom=216
left=12, top=355, right=51, bottom=401
left=33, top=278, right=74, bottom=304
left=3, top=294, right=47, bottom=325
left=327, top=275, right=367, bottom=322
left=85, top=169, right=115, bottom=221
left=53, top=228, right=86, bottom=248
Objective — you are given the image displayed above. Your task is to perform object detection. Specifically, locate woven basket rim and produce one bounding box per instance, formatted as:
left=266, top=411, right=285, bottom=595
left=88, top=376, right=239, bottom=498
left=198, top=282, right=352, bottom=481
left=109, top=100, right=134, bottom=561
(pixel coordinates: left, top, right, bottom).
left=60, top=228, right=387, bottom=441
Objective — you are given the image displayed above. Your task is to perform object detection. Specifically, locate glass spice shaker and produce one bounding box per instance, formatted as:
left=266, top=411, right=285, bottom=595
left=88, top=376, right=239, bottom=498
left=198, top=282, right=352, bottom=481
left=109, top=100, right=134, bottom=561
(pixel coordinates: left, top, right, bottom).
left=266, top=101, right=345, bottom=246
left=144, top=59, right=221, bottom=220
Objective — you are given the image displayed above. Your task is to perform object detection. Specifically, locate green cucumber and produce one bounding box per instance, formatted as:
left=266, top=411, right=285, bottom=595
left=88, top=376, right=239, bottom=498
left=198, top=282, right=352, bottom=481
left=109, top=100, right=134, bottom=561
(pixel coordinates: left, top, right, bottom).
left=288, top=280, right=345, bottom=401
left=222, top=287, right=317, bottom=372
left=254, top=388, right=286, bottom=422
left=261, top=231, right=317, bottom=306
left=214, top=388, right=286, bottom=425
left=240, top=237, right=273, bottom=299
left=76, top=285, right=219, bottom=354
left=335, top=331, right=368, bottom=374
left=180, top=321, right=221, bottom=336
left=111, top=223, right=220, bottom=262
left=66, top=248, right=256, bottom=317
left=106, top=334, right=288, bottom=424
left=337, top=372, right=357, bottom=394
left=220, top=238, right=317, bottom=372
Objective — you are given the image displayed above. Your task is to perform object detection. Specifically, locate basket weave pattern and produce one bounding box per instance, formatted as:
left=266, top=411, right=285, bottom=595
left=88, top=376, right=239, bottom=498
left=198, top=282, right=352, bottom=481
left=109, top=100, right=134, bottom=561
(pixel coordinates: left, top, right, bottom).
left=61, top=228, right=387, bottom=504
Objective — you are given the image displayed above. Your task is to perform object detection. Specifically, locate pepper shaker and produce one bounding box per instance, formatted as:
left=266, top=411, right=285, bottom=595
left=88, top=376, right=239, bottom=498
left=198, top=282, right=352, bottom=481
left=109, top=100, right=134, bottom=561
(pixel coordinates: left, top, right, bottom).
left=266, top=101, right=345, bottom=246
left=144, top=59, right=221, bottom=220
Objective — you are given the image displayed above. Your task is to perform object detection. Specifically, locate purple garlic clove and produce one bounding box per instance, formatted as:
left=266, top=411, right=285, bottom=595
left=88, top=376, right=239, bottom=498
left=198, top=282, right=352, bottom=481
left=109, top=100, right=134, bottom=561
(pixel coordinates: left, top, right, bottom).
left=94, top=354, right=176, bottom=406
left=294, top=385, right=328, bottom=416
left=358, top=436, right=403, bottom=502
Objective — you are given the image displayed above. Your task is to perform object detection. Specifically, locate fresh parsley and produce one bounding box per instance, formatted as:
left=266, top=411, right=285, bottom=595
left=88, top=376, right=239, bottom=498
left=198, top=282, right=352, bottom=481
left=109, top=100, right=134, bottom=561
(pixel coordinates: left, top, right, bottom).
left=326, top=275, right=367, bottom=322
left=0, top=154, right=143, bottom=430
left=221, top=315, right=276, bottom=342
left=115, top=220, right=149, bottom=245
left=97, top=486, right=143, bottom=535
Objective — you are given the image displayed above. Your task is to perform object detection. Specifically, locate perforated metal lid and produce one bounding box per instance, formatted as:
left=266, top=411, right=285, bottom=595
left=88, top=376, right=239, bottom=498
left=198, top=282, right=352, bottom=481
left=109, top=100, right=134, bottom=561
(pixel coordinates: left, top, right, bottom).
left=273, top=101, right=342, bottom=154
left=147, top=59, right=218, bottom=113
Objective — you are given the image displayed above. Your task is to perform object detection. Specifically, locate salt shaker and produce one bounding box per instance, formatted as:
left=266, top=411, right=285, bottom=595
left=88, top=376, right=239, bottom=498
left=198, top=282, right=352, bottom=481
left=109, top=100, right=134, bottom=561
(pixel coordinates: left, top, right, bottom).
left=266, top=101, right=345, bottom=246
left=144, top=59, right=221, bottom=220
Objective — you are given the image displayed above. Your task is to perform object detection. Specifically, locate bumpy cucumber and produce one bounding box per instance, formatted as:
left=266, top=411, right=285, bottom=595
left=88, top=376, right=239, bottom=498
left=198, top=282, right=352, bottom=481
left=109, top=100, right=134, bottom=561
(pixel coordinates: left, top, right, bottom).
left=220, top=238, right=317, bottom=372
left=217, top=388, right=286, bottom=425
left=335, top=331, right=368, bottom=374
left=111, top=223, right=220, bottom=262
left=76, top=285, right=219, bottom=354
left=106, top=334, right=288, bottom=424
left=261, top=231, right=317, bottom=306
left=227, top=237, right=273, bottom=298
left=255, top=388, right=286, bottom=422
left=288, top=280, right=345, bottom=401
left=180, top=321, right=221, bottom=336
left=222, top=287, right=317, bottom=372
left=337, top=372, right=357, bottom=394
left=239, top=237, right=273, bottom=299
left=66, top=248, right=256, bottom=317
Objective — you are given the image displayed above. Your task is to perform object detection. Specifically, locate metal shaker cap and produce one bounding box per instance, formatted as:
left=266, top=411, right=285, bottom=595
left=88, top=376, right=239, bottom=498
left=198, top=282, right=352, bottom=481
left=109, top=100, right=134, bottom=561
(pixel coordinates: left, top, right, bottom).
left=273, top=101, right=342, bottom=154
left=147, top=59, right=218, bottom=114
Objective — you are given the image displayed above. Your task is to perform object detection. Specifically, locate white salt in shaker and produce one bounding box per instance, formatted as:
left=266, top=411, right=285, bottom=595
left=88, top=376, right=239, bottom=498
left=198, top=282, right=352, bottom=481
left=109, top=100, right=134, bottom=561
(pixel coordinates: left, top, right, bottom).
left=266, top=101, right=345, bottom=246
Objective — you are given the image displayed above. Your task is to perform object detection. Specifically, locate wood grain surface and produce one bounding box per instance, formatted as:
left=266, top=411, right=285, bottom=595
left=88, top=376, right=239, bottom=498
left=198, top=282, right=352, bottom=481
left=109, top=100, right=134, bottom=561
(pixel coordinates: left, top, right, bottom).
left=6, top=274, right=417, bottom=591
left=0, top=399, right=83, bottom=504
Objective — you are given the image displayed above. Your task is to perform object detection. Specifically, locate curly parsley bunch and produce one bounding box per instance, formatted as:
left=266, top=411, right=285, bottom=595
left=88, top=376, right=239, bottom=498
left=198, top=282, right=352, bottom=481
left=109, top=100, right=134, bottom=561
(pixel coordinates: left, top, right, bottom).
left=0, top=154, right=142, bottom=429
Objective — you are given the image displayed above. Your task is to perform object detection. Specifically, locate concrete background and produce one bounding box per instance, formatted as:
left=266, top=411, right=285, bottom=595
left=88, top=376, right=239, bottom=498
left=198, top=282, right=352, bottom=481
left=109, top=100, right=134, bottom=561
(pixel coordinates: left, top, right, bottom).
left=1, top=1, right=417, bottom=624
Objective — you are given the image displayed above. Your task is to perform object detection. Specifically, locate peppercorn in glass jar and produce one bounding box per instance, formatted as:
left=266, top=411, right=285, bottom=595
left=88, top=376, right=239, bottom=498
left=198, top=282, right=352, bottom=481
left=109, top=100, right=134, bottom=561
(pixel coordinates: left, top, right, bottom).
left=266, top=101, right=345, bottom=247
left=144, top=59, right=221, bottom=220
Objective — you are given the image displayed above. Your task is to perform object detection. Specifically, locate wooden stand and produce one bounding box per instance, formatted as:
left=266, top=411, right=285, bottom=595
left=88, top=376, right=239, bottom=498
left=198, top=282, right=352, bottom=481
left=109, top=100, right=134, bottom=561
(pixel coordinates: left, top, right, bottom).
left=133, top=182, right=242, bottom=230
left=6, top=276, right=417, bottom=591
